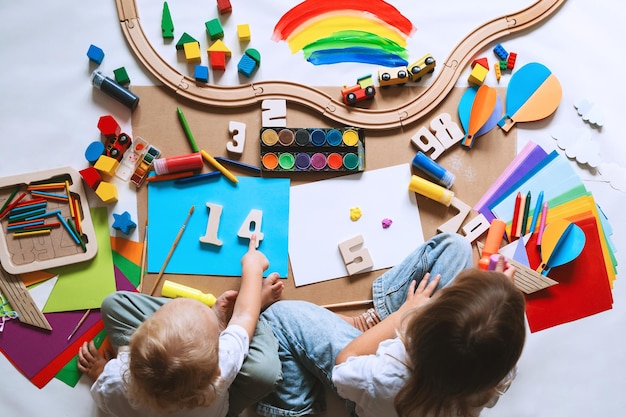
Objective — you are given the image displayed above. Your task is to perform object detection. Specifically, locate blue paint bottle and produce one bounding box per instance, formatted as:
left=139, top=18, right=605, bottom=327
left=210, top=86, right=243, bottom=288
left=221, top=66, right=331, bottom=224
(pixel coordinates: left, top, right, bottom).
left=411, top=151, right=455, bottom=189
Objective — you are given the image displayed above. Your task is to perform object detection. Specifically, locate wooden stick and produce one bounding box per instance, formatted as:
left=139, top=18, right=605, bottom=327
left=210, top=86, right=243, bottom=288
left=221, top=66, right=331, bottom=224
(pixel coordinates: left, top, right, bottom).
left=148, top=206, right=194, bottom=296
left=321, top=299, right=373, bottom=309
left=138, top=220, right=148, bottom=292
left=67, top=309, right=91, bottom=341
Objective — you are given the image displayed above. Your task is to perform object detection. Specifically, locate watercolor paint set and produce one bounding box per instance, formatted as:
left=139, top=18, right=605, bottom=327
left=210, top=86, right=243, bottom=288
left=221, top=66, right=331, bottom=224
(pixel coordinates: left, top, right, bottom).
left=259, top=127, right=366, bottom=172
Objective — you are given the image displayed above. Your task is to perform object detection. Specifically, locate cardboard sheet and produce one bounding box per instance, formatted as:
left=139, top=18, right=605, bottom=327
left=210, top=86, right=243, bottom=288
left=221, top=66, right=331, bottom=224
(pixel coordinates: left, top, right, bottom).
left=132, top=85, right=515, bottom=311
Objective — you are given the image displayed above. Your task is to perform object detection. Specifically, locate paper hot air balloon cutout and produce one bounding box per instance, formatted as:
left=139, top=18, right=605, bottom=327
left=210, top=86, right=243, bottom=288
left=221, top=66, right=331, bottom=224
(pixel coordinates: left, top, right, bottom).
left=537, top=219, right=586, bottom=276
left=498, top=62, right=562, bottom=132
left=272, top=0, right=416, bottom=67
left=458, top=85, right=502, bottom=148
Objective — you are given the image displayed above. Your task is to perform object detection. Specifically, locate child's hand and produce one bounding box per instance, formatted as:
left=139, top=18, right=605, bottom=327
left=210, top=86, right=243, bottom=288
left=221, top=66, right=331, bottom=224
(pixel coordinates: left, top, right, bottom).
left=398, top=273, right=440, bottom=316
left=77, top=340, right=114, bottom=381
left=493, top=255, right=516, bottom=283
left=241, top=234, right=269, bottom=273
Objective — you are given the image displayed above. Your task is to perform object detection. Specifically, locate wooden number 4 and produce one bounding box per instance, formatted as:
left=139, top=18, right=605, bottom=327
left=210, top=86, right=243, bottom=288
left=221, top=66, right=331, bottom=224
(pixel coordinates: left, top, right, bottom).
left=200, top=203, right=264, bottom=248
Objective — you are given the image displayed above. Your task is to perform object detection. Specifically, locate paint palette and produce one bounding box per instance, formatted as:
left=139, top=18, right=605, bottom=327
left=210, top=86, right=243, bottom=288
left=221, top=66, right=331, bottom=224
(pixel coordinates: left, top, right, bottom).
left=0, top=167, right=98, bottom=274
left=259, top=127, right=365, bottom=172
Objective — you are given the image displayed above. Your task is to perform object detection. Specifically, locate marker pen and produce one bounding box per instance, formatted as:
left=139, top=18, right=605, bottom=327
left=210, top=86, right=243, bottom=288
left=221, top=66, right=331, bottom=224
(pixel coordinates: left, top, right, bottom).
left=154, top=152, right=204, bottom=175
left=411, top=151, right=455, bottom=188
left=91, top=70, right=139, bottom=110
left=408, top=175, right=454, bottom=206
left=161, top=280, right=216, bottom=307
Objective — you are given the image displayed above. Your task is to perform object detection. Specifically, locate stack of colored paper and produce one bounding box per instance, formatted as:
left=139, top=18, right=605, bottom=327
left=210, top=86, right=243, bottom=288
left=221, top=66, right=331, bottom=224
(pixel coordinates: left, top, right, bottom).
left=474, top=141, right=616, bottom=332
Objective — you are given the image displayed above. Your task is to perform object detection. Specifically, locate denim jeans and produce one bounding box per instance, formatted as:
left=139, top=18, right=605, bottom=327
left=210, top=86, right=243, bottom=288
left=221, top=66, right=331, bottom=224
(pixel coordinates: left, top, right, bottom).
left=100, top=291, right=281, bottom=416
left=256, top=232, right=472, bottom=417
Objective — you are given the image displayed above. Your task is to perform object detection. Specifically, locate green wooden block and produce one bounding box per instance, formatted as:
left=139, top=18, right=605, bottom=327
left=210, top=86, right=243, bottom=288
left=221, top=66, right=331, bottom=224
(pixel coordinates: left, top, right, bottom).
left=113, top=67, right=130, bottom=85
left=205, top=18, right=224, bottom=41
left=176, top=32, right=198, bottom=50
left=161, top=1, right=174, bottom=39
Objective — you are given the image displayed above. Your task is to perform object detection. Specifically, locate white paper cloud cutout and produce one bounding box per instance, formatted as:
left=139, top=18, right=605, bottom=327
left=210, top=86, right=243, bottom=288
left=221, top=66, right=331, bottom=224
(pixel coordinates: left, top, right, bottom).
left=551, top=125, right=601, bottom=168
left=597, top=162, right=626, bottom=192
left=574, top=98, right=604, bottom=127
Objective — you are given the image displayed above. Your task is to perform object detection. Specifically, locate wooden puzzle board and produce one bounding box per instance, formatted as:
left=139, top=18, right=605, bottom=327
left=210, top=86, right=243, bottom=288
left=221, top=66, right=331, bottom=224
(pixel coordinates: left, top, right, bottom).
left=0, top=167, right=97, bottom=275
left=133, top=85, right=515, bottom=314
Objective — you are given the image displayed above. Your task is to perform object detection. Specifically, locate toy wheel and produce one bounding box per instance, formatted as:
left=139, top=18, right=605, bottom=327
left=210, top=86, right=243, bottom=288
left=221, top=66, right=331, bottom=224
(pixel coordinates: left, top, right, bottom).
left=109, top=148, right=120, bottom=159
left=426, top=57, right=435, bottom=65
left=117, top=134, right=130, bottom=145
left=398, top=70, right=408, bottom=80
left=410, top=65, right=421, bottom=76
left=381, top=73, right=391, bottom=82
left=365, top=86, right=375, bottom=98
left=346, top=93, right=357, bottom=104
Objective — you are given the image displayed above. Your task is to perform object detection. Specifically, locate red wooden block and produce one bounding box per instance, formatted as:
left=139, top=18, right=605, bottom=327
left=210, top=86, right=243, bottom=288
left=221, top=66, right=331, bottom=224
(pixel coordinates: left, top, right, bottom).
left=471, top=57, right=489, bottom=70
left=97, top=115, right=121, bottom=139
left=507, top=52, right=517, bottom=70
left=217, top=0, right=232, bottom=14
left=209, top=51, right=227, bottom=71
left=79, top=166, right=102, bottom=190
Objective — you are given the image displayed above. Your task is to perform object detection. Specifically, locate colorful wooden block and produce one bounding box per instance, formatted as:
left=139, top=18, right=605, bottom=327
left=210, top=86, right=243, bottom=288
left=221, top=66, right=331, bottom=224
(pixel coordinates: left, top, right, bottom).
left=86, top=44, right=104, bottom=64
left=205, top=18, right=224, bottom=41
left=79, top=166, right=102, bottom=190
left=507, top=52, right=518, bottom=70
left=237, top=24, right=251, bottom=42
left=183, top=42, right=202, bottom=63
left=471, top=57, right=489, bottom=69
left=161, top=1, right=174, bottom=39
left=97, top=115, right=121, bottom=138
left=493, top=43, right=508, bottom=61
left=112, top=211, right=137, bottom=234
left=237, top=49, right=260, bottom=78
left=113, top=67, right=130, bottom=85
left=194, top=65, right=209, bottom=82
left=175, top=32, right=198, bottom=50
left=94, top=155, right=120, bottom=177
left=216, top=0, right=232, bottom=15
left=494, top=62, right=502, bottom=81
left=209, top=51, right=226, bottom=71
left=95, top=181, right=118, bottom=204
left=85, top=141, right=106, bottom=165
left=468, top=63, right=489, bottom=85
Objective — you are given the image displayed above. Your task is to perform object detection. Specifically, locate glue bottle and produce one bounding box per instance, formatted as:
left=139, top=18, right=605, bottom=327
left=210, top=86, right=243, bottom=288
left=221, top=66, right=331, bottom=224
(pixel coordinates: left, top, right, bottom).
left=161, top=280, right=216, bottom=307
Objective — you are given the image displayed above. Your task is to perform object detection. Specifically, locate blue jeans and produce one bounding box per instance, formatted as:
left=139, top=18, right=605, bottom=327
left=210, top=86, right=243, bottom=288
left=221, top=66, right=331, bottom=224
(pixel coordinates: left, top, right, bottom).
left=256, top=232, right=472, bottom=417
left=100, top=291, right=281, bottom=417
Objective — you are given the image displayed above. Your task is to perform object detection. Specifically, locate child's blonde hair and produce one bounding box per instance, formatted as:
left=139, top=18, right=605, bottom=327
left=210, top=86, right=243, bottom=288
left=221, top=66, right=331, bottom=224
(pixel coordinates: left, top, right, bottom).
left=124, top=302, right=221, bottom=413
left=395, top=269, right=526, bottom=417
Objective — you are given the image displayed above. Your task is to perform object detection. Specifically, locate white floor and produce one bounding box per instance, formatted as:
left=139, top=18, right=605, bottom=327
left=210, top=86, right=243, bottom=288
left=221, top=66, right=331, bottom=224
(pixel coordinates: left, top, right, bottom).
left=1, top=1, right=625, bottom=416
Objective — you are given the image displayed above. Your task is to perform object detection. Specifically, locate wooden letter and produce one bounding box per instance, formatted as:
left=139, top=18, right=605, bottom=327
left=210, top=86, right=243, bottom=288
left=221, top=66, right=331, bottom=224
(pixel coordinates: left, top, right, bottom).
left=462, top=213, right=491, bottom=243
left=430, top=113, right=465, bottom=149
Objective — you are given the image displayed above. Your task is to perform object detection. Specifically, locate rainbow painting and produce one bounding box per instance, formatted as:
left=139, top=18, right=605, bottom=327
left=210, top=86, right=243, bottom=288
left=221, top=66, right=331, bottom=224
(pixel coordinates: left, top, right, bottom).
left=273, top=0, right=417, bottom=67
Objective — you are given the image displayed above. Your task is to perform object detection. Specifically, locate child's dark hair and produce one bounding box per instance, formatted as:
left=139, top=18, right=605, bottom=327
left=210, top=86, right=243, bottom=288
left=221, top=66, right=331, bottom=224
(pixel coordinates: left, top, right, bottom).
left=395, top=268, right=526, bottom=417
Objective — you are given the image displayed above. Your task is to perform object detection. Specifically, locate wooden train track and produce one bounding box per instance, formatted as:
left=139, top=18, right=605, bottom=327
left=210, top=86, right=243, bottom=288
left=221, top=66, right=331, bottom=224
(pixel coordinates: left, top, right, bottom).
left=115, top=0, right=565, bottom=130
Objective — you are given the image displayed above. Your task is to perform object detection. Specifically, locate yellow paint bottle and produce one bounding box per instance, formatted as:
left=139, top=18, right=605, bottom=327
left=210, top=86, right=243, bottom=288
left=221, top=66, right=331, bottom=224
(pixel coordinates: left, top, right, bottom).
left=161, top=280, right=217, bottom=307
left=408, top=175, right=454, bottom=207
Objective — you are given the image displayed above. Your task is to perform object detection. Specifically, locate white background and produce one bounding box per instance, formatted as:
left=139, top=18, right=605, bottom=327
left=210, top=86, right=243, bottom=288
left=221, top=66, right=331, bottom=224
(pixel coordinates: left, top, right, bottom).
left=1, top=1, right=625, bottom=416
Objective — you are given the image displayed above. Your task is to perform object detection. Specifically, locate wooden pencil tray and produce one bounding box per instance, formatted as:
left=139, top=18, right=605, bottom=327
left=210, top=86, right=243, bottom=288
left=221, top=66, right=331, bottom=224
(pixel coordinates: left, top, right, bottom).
left=0, top=167, right=98, bottom=274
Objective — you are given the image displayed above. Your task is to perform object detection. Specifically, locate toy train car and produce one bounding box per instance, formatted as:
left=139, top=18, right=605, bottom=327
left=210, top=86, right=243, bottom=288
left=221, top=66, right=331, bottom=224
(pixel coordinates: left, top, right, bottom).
left=341, top=74, right=376, bottom=105
left=378, top=53, right=436, bottom=87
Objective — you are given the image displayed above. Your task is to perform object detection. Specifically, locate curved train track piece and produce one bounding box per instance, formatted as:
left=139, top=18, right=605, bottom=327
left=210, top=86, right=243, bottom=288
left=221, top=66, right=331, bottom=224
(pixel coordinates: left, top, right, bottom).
left=115, top=0, right=565, bottom=130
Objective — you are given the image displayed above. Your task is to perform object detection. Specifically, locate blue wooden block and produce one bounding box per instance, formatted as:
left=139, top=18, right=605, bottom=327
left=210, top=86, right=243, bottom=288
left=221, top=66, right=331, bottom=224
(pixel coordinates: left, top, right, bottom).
left=237, top=54, right=257, bottom=78
left=112, top=211, right=137, bottom=235
left=195, top=65, right=209, bottom=82
left=87, top=44, right=105, bottom=64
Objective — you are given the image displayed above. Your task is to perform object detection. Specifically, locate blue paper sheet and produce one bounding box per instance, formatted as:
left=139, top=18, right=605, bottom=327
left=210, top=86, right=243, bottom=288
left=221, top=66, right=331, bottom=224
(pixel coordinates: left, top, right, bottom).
left=147, top=175, right=290, bottom=277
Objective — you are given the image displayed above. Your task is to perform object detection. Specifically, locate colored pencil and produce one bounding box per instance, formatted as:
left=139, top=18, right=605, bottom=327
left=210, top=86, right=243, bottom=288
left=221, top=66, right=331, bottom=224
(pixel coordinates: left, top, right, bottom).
left=515, top=193, right=526, bottom=238
left=200, top=150, right=239, bottom=184
left=529, top=191, right=544, bottom=234
left=146, top=171, right=195, bottom=182
left=67, top=309, right=91, bottom=341
left=149, top=206, right=195, bottom=295
left=536, top=202, right=549, bottom=246
left=138, top=221, right=147, bottom=292
left=520, top=191, right=531, bottom=236
left=0, top=186, right=20, bottom=213
left=510, top=192, right=521, bottom=240
left=176, top=107, right=200, bottom=153
left=214, top=156, right=262, bottom=174
left=174, top=171, right=222, bottom=184
left=322, top=299, right=374, bottom=309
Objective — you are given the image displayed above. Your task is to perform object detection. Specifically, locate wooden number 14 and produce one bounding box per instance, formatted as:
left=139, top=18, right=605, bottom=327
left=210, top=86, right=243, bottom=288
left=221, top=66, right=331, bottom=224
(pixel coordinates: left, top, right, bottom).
left=200, top=203, right=264, bottom=248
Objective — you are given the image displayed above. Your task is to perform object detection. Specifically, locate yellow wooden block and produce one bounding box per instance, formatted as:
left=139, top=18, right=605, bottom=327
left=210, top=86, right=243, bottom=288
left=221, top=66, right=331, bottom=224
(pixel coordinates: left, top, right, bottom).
left=208, top=39, right=231, bottom=56
left=468, top=64, right=489, bottom=85
left=94, top=155, right=120, bottom=177
left=95, top=181, right=118, bottom=204
left=237, top=24, right=251, bottom=42
left=183, top=42, right=202, bottom=63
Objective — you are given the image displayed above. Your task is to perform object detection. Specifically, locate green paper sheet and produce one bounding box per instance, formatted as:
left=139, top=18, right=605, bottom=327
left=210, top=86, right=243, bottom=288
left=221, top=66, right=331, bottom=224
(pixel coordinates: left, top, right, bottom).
left=43, top=207, right=116, bottom=312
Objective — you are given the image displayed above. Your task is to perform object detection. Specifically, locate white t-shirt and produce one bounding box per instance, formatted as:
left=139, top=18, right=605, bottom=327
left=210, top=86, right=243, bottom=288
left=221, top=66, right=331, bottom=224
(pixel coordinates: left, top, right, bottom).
left=332, top=337, right=408, bottom=417
left=91, top=324, right=249, bottom=417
